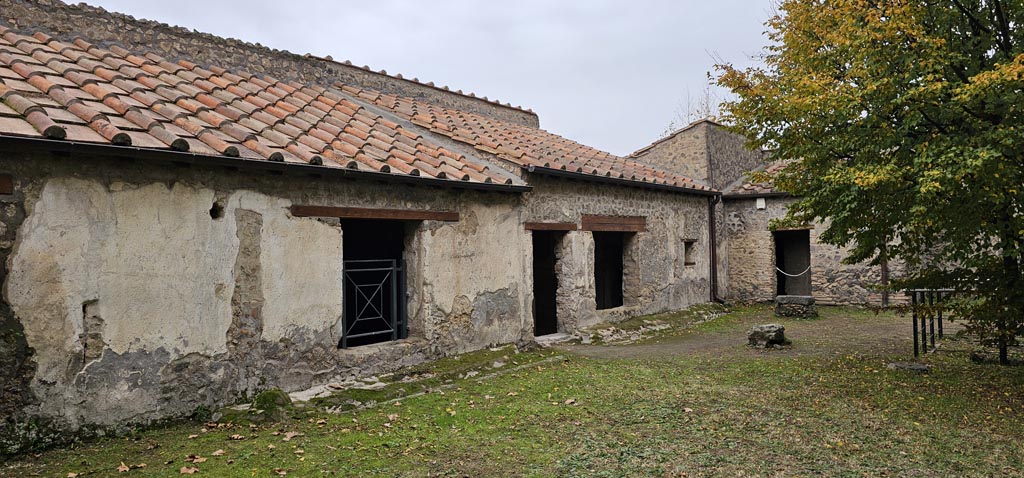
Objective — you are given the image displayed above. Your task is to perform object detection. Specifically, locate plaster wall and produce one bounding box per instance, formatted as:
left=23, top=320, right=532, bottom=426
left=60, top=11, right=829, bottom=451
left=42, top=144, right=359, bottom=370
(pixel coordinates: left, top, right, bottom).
left=522, top=175, right=712, bottom=332
left=0, top=152, right=529, bottom=453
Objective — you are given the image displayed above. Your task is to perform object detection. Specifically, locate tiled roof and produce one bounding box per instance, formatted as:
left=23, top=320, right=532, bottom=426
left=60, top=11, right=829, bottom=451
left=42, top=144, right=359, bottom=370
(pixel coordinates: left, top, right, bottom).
left=0, top=27, right=520, bottom=186
left=724, top=159, right=792, bottom=196
left=338, top=84, right=714, bottom=193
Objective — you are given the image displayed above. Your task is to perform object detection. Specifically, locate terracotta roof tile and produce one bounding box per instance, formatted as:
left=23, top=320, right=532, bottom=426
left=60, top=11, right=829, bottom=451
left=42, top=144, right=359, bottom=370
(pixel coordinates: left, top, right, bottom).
left=0, top=26, right=519, bottom=187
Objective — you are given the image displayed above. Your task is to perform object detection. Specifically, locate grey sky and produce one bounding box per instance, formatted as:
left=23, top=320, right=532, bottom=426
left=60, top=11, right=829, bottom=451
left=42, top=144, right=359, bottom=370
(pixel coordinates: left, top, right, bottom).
left=86, top=1, right=774, bottom=156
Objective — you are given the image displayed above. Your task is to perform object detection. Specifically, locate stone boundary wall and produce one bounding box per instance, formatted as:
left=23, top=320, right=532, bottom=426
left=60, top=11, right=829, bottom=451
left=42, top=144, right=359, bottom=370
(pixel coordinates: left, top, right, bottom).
left=0, top=0, right=540, bottom=127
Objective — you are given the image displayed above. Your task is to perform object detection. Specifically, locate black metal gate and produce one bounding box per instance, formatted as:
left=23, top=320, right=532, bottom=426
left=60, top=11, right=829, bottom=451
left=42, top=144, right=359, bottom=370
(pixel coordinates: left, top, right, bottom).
left=906, top=289, right=953, bottom=357
left=341, top=259, right=407, bottom=348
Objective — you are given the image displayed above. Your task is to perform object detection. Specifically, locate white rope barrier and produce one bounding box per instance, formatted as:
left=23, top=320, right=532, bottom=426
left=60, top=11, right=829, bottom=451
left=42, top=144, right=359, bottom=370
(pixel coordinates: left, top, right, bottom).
left=775, top=265, right=811, bottom=277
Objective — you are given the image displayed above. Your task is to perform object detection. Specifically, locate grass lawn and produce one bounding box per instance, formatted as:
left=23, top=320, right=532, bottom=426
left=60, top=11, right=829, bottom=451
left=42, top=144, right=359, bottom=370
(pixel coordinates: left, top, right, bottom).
left=3, top=305, right=1024, bottom=477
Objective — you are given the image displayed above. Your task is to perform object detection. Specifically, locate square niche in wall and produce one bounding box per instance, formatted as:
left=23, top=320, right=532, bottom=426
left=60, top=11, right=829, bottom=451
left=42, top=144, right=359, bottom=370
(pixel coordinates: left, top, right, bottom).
left=684, top=239, right=697, bottom=266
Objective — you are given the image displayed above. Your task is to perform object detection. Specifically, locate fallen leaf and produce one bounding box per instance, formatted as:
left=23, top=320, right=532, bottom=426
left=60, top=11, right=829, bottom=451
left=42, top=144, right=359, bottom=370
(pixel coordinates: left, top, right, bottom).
left=187, top=434, right=199, bottom=439
left=683, top=407, right=694, bottom=413
left=268, top=444, right=277, bottom=450
left=564, top=398, right=576, bottom=405
left=282, top=431, right=302, bottom=441
left=273, top=468, right=288, bottom=476
left=507, top=392, right=518, bottom=396
left=67, top=473, right=80, bottom=478
left=315, top=419, right=327, bottom=425
left=117, top=462, right=130, bottom=473
left=387, top=414, right=399, bottom=421
left=229, top=434, right=245, bottom=440
left=446, top=408, right=456, bottom=416
left=293, top=449, right=304, bottom=455
left=180, top=466, right=199, bottom=474
left=211, top=449, right=225, bottom=456
left=191, top=457, right=207, bottom=464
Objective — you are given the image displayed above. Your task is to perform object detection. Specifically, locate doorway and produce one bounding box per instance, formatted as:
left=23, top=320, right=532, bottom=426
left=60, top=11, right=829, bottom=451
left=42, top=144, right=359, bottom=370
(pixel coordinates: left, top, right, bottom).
left=532, top=231, right=563, bottom=336
left=773, top=229, right=811, bottom=296
left=594, top=231, right=627, bottom=310
left=340, top=219, right=408, bottom=348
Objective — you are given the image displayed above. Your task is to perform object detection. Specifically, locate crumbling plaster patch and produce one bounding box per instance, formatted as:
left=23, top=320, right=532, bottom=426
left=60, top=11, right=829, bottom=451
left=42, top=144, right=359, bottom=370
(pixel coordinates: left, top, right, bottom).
left=8, top=178, right=237, bottom=383
left=6, top=177, right=349, bottom=427
left=231, top=191, right=344, bottom=343
left=421, top=200, right=531, bottom=350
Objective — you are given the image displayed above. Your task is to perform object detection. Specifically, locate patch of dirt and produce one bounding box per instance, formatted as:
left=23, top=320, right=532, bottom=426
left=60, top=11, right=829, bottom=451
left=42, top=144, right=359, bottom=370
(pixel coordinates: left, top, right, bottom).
left=560, top=306, right=966, bottom=361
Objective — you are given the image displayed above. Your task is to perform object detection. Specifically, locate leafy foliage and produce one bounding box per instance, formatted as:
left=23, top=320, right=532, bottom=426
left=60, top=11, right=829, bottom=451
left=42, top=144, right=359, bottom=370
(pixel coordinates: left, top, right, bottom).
left=717, top=0, right=1024, bottom=361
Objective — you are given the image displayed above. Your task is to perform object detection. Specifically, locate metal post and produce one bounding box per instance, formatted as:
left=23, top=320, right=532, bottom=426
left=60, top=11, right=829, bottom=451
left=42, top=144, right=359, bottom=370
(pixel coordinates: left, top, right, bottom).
left=937, top=291, right=944, bottom=339
left=928, top=291, right=936, bottom=350
left=912, top=291, right=919, bottom=357
left=390, top=259, right=398, bottom=342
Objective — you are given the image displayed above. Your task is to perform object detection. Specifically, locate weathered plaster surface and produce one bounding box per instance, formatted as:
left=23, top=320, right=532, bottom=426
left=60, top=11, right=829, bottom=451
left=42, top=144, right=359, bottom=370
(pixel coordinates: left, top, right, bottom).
left=522, top=175, right=712, bottom=330
left=234, top=191, right=344, bottom=343
left=420, top=197, right=530, bottom=352
left=0, top=152, right=536, bottom=454
left=9, top=179, right=236, bottom=388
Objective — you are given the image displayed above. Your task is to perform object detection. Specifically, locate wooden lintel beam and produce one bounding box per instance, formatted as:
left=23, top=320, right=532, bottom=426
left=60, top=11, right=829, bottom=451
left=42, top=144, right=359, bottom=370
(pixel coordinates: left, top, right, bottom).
left=290, top=205, right=459, bottom=222
left=524, top=222, right=578, bottom=231
left=581, top=214, right=646, bottom=232
left=0, top=174, right=13, bottom=195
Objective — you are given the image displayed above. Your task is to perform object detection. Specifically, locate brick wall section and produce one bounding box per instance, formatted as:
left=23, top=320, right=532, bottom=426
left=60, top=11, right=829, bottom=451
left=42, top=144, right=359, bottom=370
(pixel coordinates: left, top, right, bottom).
left=0, top=0, right=539, bottom=127
left=724, top=196, right=900, bottom=306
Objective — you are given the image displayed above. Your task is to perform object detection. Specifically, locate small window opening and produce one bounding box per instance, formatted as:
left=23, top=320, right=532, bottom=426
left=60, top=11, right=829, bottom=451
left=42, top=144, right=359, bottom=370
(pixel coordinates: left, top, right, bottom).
left=209, top=201, right=224, bottom=220
left=340, top=219, right=408, bottom=348
left=684, top=240, right=697, bottom=266
left=594, top=232, right=627, bottom=310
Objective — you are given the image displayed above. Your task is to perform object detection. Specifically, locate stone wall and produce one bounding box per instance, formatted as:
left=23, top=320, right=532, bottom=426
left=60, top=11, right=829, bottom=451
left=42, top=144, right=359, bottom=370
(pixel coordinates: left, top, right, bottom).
left=705, top=123, right=766, bottom=190
left=0, top=150, right=532, bottom=454
left=631, top=122, right=710, bottom=185
left=0, top=0, right=539, bottom=127
left=724, top=196, right=900, bottom=306
left=522, top=174, right=712, bottom=331
left=631, top=120, right=767, bottom=190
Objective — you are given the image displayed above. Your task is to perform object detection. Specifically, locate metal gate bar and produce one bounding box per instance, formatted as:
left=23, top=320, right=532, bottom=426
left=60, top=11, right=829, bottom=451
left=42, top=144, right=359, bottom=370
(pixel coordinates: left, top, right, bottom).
left=341, top=259, right=407, bottom=348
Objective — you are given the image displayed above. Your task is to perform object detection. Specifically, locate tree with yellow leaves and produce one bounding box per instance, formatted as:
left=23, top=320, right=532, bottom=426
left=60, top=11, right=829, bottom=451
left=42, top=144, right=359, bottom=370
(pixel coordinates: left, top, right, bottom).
left=718, top=1, right=1024, bottom=363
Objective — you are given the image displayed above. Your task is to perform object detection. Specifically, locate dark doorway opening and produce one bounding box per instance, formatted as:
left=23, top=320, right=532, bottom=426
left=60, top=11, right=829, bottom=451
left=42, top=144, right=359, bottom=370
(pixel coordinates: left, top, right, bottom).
left=594, top=232, right=627, bottom=310
left=773, top=229, right=811, bottom=296
left=532, top=231, right=564, bottom=336
left=340, top=219, right=408, bottom=348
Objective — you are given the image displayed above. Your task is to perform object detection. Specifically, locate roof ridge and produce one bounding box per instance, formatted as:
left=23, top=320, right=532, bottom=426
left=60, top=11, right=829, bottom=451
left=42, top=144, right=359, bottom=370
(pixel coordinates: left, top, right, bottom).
left=302, top=54, right=534, bottom=116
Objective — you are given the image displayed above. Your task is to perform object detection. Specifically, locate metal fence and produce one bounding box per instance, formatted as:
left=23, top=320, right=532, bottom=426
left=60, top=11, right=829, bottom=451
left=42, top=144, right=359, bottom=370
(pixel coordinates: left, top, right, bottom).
left=905, top=289, right=954, bottom=357
left=340, top=259, right=407, bottom=348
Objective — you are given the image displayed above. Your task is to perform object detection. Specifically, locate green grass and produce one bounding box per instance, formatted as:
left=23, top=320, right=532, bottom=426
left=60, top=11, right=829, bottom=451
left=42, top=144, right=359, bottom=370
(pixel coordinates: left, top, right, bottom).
left=4, top=306, right=1024, bottom=477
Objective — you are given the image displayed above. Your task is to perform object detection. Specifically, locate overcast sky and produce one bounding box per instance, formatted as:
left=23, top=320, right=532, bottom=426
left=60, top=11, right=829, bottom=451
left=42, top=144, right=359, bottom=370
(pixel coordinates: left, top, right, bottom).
left=86, top=1, right=774, bottom=156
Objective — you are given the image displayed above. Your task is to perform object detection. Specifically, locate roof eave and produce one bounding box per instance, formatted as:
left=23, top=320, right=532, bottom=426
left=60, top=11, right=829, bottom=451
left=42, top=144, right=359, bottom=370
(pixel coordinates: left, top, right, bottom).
left=722, top=191, right=792, bottom=200
left=0, top=135, right=533, bottom=194
left=524, top=165, right=720, bottom=197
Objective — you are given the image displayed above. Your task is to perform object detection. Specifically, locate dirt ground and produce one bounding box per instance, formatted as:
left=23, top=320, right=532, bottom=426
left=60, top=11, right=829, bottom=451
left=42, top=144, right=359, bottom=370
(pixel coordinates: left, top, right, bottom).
left=561, top=306, right=966, bottom=361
